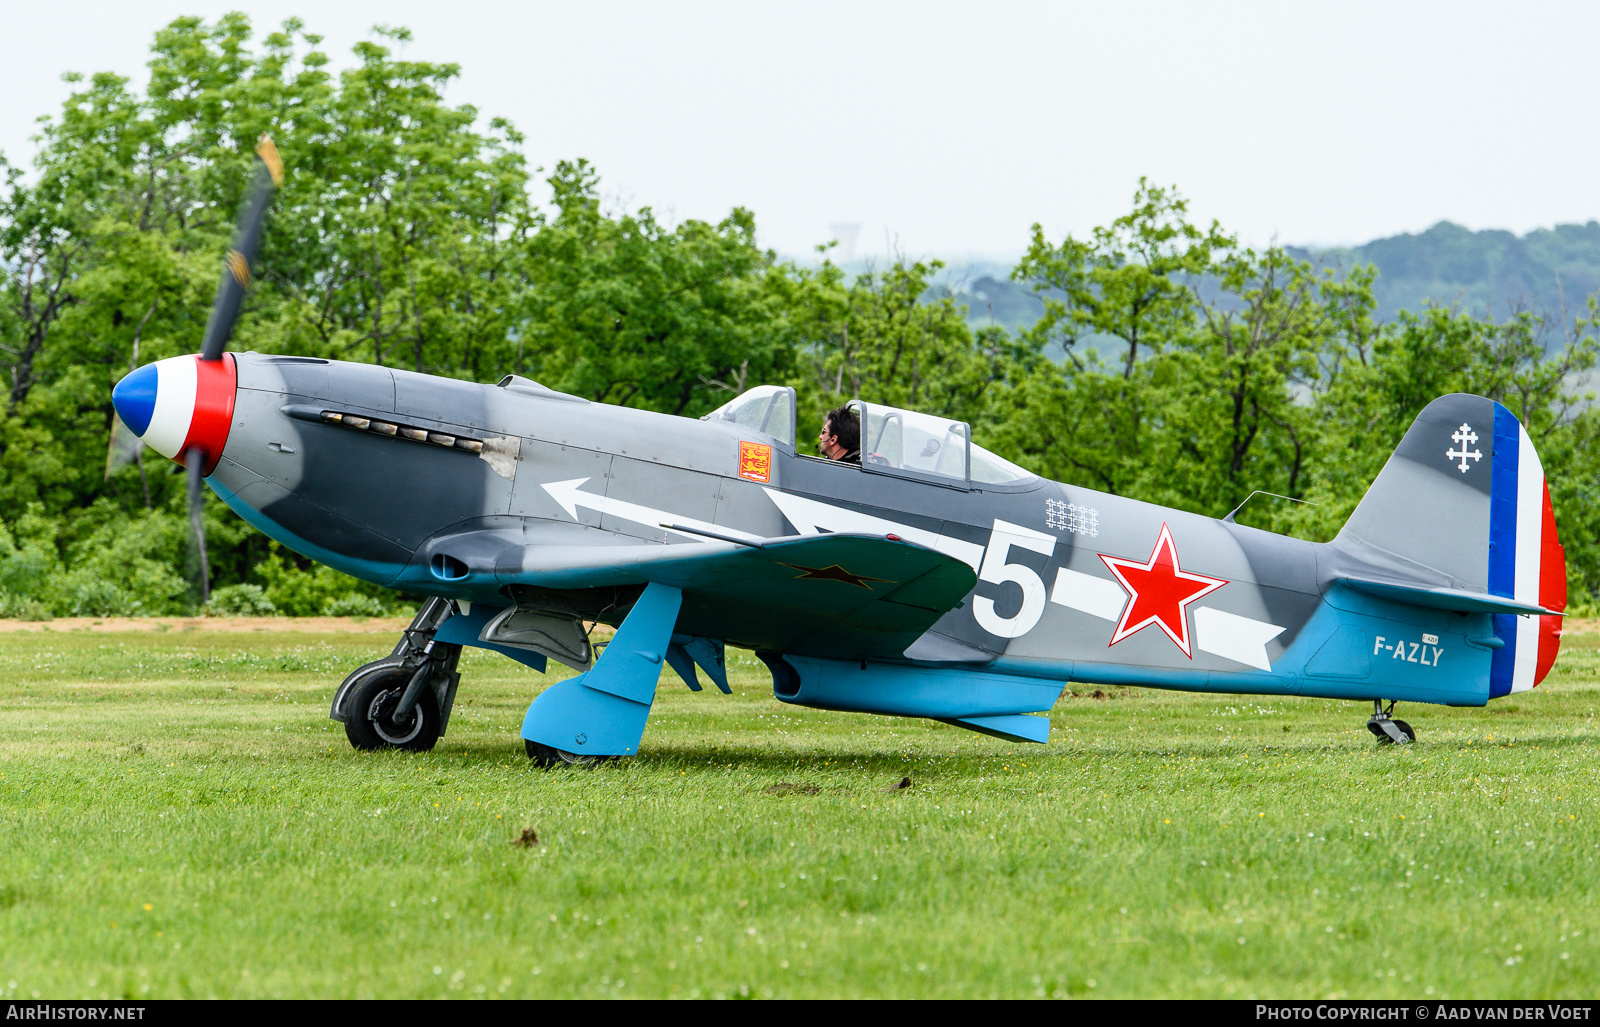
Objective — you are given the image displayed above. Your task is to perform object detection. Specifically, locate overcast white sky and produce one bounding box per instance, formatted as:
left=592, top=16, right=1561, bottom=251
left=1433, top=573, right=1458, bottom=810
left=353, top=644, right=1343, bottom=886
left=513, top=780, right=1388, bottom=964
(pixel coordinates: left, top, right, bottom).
left=3, top=1, right=1597, bottom=262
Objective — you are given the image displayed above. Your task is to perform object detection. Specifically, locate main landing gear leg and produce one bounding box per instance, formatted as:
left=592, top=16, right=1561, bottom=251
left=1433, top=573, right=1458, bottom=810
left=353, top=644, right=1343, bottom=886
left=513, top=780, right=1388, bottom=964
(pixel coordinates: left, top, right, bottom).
left=521, top=581, right=683, bottom=768
left=1366, top=699, right=1415, bottom=745
left=332, top=596, right=463, bottom=752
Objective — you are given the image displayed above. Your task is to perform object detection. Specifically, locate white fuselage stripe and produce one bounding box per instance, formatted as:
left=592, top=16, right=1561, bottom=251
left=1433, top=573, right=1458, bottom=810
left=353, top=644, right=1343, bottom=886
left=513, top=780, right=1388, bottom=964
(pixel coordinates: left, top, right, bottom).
left=763, top=488, right=986, bottom=570
left=142, top=356, right=196, bottom=459
left=540, top=477, right=761, bottom=542
left=1193, top=607, right=1286, bottom=672
left=1049, top=568, right=1125, bottom=621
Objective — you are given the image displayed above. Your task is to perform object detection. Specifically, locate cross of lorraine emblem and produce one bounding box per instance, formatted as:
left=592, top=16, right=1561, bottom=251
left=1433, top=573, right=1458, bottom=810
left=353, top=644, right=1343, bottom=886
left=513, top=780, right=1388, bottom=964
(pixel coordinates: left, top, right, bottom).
left=1446, top=423, right=1483, bottom=472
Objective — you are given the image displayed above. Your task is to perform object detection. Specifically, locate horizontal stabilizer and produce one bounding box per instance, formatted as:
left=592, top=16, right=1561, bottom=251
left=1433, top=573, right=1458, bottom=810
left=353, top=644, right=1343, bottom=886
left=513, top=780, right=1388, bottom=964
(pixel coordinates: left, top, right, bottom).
left=1338, top=578, right=1560, bottom=617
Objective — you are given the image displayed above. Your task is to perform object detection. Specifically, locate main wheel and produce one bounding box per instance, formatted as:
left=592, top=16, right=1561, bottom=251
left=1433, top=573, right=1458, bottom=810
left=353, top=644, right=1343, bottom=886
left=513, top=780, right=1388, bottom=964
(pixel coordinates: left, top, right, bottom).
left=345, top=668, right=441, bottom=752
left=525, top=740, right=606, bottom=768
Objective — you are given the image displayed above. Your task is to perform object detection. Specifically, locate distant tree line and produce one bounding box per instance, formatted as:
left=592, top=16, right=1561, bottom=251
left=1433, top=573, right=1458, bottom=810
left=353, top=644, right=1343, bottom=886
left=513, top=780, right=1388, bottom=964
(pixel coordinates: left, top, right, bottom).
left=948, top=219, right=1600, bottom=343
left=1293, top=220, right=1600, bottom=333
left=1, top=15, right=1596, bottom=618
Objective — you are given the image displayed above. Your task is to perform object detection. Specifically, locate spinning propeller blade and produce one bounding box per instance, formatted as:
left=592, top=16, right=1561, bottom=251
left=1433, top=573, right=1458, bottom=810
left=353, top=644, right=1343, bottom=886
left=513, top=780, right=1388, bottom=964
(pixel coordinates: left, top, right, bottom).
left=104, top=413, right=144, bottom=479
left=199, top=134, right=283, bottom=362
left=185, top=447, right=210, bottom=607
left=107, top=135, right=281, bottom=605
left=182, top=135, right=279, bottom=604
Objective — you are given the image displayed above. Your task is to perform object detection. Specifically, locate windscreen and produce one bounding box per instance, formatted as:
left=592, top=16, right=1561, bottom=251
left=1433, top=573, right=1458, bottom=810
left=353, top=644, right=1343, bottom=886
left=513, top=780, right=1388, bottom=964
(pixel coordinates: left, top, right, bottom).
left=702, top=385, right=796, bottom=447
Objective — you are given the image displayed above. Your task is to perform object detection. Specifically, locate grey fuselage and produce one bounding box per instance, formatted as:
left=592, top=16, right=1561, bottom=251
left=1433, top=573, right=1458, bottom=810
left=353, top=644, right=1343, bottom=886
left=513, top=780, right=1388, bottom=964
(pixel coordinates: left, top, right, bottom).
left=209, top=352, right=1495, bottom=707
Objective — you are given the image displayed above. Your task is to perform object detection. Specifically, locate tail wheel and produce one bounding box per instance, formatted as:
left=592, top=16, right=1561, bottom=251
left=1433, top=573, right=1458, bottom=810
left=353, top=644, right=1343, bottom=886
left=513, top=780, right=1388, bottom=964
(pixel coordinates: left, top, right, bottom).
left=1367, top=700, right=1415, bottom=745
left=345, top=669, right=441, bottom=752
left=1367, top=717, right=1416, bottom=744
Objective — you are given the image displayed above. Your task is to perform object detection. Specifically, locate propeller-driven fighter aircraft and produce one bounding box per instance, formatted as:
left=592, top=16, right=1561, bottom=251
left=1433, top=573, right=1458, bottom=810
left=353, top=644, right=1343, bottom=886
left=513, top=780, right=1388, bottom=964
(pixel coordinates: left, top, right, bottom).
left=110, top=141, right=1567, bottom=762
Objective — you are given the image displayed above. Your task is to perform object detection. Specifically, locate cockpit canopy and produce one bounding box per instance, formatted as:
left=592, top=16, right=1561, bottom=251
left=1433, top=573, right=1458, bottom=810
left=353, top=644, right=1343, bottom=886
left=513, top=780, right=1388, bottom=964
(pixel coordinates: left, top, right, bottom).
left=703, top=385, right=1035, bottom=487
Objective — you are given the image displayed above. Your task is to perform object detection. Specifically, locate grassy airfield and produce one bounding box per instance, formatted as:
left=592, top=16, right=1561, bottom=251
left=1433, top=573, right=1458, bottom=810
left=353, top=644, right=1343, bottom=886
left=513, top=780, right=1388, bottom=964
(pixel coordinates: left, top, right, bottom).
left=0, top=619, right=1596, bottom=999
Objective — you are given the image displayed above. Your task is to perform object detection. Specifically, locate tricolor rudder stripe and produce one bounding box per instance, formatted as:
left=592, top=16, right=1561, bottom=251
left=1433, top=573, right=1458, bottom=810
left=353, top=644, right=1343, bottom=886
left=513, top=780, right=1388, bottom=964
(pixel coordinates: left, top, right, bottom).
left=1487, top=402, right=1566, bottom=697
left=110, top=354, right=237, bottom=476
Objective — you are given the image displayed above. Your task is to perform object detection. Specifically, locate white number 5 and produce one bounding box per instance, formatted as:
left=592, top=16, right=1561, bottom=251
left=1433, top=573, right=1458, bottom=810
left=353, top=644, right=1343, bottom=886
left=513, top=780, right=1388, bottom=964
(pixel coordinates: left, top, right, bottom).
left=973, top=519, right=1057, bottom=638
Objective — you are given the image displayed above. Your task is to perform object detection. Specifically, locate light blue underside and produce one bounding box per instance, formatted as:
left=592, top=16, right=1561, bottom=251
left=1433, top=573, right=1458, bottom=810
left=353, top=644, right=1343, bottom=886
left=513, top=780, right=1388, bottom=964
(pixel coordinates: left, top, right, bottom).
left=773, top=655, right=1060, bottom=744
left=1270, top=585, right=1491, bottom=707
left=520, top=581, right=683, bottom=756
left=666, top=634, right=730, bottom=693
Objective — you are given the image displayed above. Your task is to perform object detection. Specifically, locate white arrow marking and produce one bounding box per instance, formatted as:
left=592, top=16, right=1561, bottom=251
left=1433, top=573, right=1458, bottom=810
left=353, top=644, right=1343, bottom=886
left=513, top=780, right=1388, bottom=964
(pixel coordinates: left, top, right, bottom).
left=1194, top=606, right=1285, bottom=671
left=762, top=488, right=985, bottom=570
left=1049, top=567, right=1127, bottom=621
left=540, top=478, right=761, bottom=543
left=540, top=477, right=591, bottom=521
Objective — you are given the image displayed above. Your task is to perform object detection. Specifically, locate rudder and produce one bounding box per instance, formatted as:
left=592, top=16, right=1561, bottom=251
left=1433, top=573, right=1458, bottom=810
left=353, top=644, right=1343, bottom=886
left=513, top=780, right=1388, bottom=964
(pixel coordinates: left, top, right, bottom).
left=1485, top=403, right=1566, bottom=695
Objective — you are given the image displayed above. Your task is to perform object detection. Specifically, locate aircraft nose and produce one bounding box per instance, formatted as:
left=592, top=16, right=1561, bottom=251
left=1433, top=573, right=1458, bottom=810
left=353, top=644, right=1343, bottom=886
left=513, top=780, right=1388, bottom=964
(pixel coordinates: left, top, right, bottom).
left=111, top=363, right=159, bottom=436
left=111, top=353, right=238, bottom=475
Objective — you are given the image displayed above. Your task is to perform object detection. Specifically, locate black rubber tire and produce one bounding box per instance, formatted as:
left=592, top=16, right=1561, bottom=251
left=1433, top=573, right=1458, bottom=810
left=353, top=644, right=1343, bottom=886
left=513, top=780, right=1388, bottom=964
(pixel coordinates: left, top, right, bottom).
left=345, top=668, right=441, bottom=752
left=1370, top=718, right=1417, bottom=745
left=525, top=740, right=606, bottom=768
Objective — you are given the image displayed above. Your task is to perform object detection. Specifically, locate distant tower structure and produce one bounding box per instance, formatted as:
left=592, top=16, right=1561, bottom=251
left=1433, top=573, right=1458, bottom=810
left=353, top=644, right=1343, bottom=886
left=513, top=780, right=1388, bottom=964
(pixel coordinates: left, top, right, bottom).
left=828, top=223, right=861, bottom=264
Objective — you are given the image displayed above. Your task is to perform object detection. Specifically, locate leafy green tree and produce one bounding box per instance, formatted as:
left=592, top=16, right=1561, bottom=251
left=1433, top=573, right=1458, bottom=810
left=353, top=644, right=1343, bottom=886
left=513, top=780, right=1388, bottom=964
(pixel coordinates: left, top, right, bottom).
left=1015, top=179, right=1231, bottom=379
left=520, top=160, right=794, bottom=417
left=774, top=255, right=1026, bottom=450
left=259, top=25, right=533, bottom=378
left=1134, top=248, right=1376, bottom=522
left=995, top=181, right=1451, bottom=541
left=997, top=181, right=1233, bottom=496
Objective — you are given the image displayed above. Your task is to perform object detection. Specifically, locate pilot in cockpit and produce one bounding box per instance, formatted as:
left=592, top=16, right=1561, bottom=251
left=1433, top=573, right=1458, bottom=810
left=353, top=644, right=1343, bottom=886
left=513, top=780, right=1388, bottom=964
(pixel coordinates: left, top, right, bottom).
left=818, top=406, right=862, bottom=464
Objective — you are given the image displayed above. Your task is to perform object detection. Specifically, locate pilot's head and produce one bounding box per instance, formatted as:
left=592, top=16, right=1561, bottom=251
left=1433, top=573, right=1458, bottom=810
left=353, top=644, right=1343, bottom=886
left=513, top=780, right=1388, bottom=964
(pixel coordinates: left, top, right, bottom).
left=820, top=405, right=860, bottom=460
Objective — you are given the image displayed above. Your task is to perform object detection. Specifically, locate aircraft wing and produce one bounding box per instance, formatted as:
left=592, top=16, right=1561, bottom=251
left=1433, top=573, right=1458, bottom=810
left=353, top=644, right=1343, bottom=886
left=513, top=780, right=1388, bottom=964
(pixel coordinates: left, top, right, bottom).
left=498, top=533, right=979, bottom=660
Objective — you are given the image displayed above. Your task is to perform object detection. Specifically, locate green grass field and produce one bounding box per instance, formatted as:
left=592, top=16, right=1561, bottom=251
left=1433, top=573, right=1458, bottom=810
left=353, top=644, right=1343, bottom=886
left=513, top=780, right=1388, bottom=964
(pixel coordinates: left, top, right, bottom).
left=1, top=621, right=1597, bottom=999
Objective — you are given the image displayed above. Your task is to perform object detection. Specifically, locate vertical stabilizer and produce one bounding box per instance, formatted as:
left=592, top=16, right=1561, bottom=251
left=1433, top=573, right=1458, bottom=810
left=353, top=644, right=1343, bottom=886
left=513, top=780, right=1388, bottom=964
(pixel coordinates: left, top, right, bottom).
left=1334, top=394, right=1566, bottom=694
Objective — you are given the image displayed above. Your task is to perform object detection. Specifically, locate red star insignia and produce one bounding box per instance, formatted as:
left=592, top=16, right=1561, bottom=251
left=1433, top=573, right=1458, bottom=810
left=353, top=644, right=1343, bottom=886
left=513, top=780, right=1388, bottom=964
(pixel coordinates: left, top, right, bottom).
left=1099, top=523, right=1227, bottom=658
